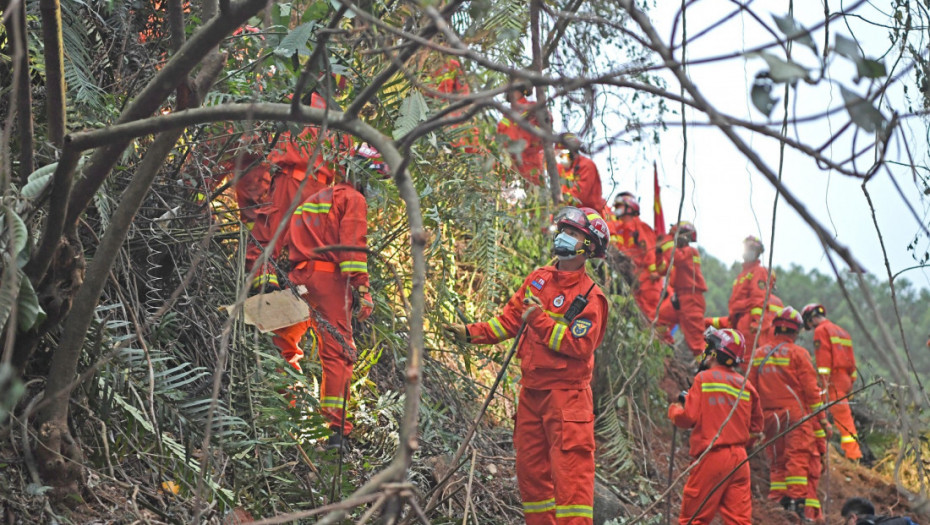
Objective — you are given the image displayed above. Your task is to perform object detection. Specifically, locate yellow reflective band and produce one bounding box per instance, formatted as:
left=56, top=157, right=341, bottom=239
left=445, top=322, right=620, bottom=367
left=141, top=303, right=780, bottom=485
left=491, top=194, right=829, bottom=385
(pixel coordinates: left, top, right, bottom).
left=850, top=370, right=857, bottom=379
left=829, top=336, right=852, bottom=346
left=555, top=505, right=593, bottom=518
left=751, top=356, right=790, bottom=367
left=321, top=396, right=346, bottom=409
left=810, top=402, right=824, bottom=411
left=693, top=255, right=701, bottom=264
left=523, top=498, right=555, bottom=514
left=701, top=382, right=751, bottom=401
left=295, top=202, right=332, bottom=215
left=500, top=118, right=512, bottom=127
left=253, top=274, right=279, bottom=286
left=647, top=263, right=657, bottom=272
left=806, top=499, right=821, bottom=509
left=339, top=261, right=368, bottom=274
left=840, top=435, right=857, bottom=444
left=786, top=476, right=808, bottom=486
left=661, top=241, right=674, bottom=252
left=549, top=323, right=567, bottom=352
left=769, top=304, right=783, bottom=312
left=813, top=429, right=826, bottom=438
left=769, top=481, right=787, bottom=490
left=488, top=318, right=508, bottom=339
left=817, top=367, right=831, bottom=375
left=750, top=307, right=764, bottom=316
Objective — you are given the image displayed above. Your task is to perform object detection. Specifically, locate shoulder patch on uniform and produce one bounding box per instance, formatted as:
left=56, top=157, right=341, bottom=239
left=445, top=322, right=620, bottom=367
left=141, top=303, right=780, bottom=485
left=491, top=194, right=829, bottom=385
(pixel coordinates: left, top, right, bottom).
left=531, top=278, right=545, bottom=290
left=571, top=318, right=593, bottom=338
left=757, top=279, right=766, bottom=289
left=814, top=340, right=821, bottom=349
left=553, top=294, right=565, bottom=308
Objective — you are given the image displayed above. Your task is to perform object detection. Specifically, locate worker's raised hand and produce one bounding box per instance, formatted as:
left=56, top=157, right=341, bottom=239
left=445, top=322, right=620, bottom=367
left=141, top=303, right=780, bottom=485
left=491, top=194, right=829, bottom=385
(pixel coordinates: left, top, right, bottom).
left=522, top=295, right=544, bottom=321
left=353, top=286, right=374, bottom=322
left=442, top=323, right=469, bottom=343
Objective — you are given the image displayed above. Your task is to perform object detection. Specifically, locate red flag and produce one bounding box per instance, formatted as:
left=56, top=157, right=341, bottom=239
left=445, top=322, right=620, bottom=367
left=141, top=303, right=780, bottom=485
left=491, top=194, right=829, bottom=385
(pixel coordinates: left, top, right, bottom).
left=653, top=161, right=665, bottom=236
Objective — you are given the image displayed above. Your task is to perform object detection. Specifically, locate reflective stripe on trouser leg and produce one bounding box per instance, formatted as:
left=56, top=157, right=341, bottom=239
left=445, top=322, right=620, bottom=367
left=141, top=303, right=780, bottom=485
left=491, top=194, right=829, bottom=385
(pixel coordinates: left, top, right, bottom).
left=516, top=388, right=556, bottom=525
left=300, top=271, right=357, bottom=435
left=517, top=387, right=595, bottom=525
left=784, top=418, right=814, bottom=499
left=679, top=447, right=752, bottom=525
left=805, top=452, right=823, bottom=521
left=828, top=373, right=862, bottom=460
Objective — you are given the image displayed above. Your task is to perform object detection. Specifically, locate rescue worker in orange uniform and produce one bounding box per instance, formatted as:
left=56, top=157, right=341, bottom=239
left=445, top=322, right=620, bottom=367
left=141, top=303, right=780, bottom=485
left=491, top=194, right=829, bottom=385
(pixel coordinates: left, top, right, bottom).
left=555, top=134, right=607, bottom=211
left=444, top=207, right=611, bottom=525
left=802, top=303, right=863, bottom=460
left=669, top=328, right=763, bottom=525
left=747, top=306, right=826, bottom=519
left=656, top=222, right=707, bottom=357
left=705, top=236, right=775, bottom=360
left=267, top=168, right=373, bottom=450
left=250, top=84, right=354, bottom=292
left=497, top=86, right=546, bottom=186
left=609, top=193, right=661, bottom=319
left=428, top=57, right=480, bottom=152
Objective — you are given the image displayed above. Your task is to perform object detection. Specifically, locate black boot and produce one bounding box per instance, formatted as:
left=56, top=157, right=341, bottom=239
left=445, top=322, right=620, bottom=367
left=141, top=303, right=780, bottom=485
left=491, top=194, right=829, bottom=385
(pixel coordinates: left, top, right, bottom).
left=792, top=498, right=809, bottom=522
left=326, top=431, right=351, bottom=451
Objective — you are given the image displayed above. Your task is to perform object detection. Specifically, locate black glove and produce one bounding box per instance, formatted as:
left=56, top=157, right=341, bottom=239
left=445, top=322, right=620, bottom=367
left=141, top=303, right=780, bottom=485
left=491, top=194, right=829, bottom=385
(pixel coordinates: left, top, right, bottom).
left=671, top=293, right=680, bottom=310
left=677, top=390, right=688, bottom=404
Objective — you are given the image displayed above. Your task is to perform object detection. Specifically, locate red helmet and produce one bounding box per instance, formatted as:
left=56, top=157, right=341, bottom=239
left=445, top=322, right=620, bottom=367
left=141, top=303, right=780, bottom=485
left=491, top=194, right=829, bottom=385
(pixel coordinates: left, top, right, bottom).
left=743, top=235, right=764, bottom=254
left=704, top=328, right=746, bottom=366
left=613, top=194, right=640, bottom=216
left=556, top=206, right=609, bottom=258
left=773, top=305, right=803, bottom=332
left=675, top=221, right=697, bottom=242
left=801, top=303, right=826, bottom=330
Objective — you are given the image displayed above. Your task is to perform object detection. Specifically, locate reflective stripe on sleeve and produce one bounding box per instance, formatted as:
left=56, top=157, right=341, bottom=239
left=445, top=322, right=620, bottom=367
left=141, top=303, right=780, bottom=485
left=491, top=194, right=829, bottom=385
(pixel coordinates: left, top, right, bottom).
left=488, top=318, right=509, bottom=340
left=809, top=402, right=824, bottom=412
left=549, top=323, right=568, bottom=351
left=829, top=336, right=852, bottom=346
left=840, top=435, right=857, bottom=444
left=817, top=367, right=831, bottom=375
left=813, top=429, right=826, bottom=438
left=339, top=260, right=368, bottom=274
left=750, top=307, right=764, bottom=316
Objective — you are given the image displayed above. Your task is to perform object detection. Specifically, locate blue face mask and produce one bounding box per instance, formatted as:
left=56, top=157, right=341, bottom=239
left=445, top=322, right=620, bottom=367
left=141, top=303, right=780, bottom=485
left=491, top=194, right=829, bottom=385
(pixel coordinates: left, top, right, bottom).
left=553, top=232, right=582, bottom=259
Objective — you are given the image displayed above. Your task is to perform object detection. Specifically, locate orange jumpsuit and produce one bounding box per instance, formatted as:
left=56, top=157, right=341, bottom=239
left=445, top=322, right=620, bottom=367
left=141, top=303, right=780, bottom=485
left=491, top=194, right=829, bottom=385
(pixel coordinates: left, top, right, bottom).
left=558, top=155, right=606, bottom=211
left=609, top=217, right=661, bottom=318
left=814, top=319, right=861, bottom=459
left=657, top=245, right=707, bottom=356
left=429, top=58, right=479, bottom=152
left=726, top=260, right=771, bottom=355
left=270, top=183, right=369, bottom=434
left=747, top=335, right=822, bottom=502
left=668, top=364, right=763, bottom=525
left=466, top=265, right=608, bottom=525
left=249, top=93, right=353, bottom=286
left=497, top=96, right=545, bottom=186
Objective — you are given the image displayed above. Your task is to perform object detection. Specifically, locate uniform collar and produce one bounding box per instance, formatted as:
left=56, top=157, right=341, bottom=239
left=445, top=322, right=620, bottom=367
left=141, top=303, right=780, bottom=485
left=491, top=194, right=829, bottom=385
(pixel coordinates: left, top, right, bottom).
left=741, top=259, right=761, bottom=271
left=550, top=263, right=587, bottom=287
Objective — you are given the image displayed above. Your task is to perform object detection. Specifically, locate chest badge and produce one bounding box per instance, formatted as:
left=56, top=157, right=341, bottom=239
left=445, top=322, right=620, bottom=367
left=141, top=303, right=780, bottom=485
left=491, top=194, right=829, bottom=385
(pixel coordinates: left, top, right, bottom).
left=553, top=294, right=565, bottom=308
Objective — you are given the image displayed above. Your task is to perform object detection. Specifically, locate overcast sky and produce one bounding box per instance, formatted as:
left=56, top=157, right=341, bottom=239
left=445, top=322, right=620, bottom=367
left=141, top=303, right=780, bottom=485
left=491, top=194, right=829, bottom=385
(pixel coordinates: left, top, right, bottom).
left=583, top=0, right=930, bottom=290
